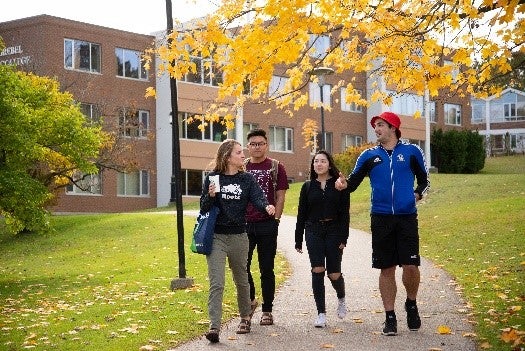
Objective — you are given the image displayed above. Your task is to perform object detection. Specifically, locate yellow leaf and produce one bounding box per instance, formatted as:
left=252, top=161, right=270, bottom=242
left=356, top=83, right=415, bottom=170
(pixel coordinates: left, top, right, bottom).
left=437, top=325, right=452, bottom=334
left=321, top=343, right=335, bottom=348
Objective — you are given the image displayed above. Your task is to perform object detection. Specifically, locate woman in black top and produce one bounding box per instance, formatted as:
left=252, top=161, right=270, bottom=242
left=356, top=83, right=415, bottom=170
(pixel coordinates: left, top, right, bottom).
left=295, top=150, right=350, bottom=328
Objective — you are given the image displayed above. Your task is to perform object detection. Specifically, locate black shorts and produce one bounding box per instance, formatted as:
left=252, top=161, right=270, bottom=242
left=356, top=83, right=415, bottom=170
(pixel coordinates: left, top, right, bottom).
left=370, top=213, right=420, bottom=269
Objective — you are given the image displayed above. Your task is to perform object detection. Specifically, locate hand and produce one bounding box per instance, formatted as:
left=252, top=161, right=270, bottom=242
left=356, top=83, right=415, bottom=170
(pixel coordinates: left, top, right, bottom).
left=266, top=205, right=276, bottom=216
left=338, top=243, right=346, bottom=250
left=296, top=248, right=303, bottom=254
left=208, top=183, right=216, bottom=197
left=414, top=192, right=421, bottom=201
left=335, top=172, right=348, bottom=191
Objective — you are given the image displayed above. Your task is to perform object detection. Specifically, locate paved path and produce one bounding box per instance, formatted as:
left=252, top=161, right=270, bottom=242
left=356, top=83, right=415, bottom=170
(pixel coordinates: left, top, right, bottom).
left=175, top=214, right=477, bottom=351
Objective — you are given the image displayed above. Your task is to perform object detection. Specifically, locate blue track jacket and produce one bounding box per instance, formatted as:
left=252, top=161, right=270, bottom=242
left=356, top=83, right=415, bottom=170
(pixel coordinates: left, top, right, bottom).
left=347, top=141, right=430, bottom=215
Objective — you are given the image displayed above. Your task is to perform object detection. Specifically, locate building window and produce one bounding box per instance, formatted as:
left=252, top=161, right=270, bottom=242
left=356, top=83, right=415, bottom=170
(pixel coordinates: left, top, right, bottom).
left=308, top=34, right=330, bottom=58
left=79, top=103, right=101, bottom=124
left=321, top=132, right=333, bottom=153
left=269, top=75, right=289, bottom=102
left=269, top=126, right=293, bottom=152
left=119, top=109, right=149, bottom=138
left=66, top=172, right=102, bottom=195
left=115, top=48, right=148, bottom=80
left=444, top=103, right=462, bottom=125
left=117, top=170, right=149, bottom=196
left=64, top=39, right=101, bottom=73
left=180, top=169, right=204, bottom=196
left=309, top=82, right=332, bottom=108
left=179, top=112, right=233, bottom=142
left=471, top=100, right=485, bottom=123
left=388, top=90, right=423, bottom=116
left=504, top=103, right=517, bottom=120
left=342, top=134, right=363, bottom=150
left=243, top=123, right=259, bottom=145
left=183, top=54, right=223, bottom=86
left=341, top=88, right=363, bottom=112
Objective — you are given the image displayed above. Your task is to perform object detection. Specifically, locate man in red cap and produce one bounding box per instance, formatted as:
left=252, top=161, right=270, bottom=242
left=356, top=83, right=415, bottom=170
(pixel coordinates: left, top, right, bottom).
left=336, top=111, right=430, bottom=336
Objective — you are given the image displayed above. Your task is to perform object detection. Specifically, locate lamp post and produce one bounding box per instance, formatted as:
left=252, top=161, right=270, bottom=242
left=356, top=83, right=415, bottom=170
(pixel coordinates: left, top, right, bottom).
left=311, top=67, right=334, bottom=151
left=166, top=0, right=193, bottom=290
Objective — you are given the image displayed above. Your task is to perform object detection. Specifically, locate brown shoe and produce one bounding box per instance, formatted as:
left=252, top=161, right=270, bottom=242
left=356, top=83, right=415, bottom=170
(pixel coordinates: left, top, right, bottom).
left=260, top=312, right=274, bottom=326
left=236, top=319, right=251, bottom=334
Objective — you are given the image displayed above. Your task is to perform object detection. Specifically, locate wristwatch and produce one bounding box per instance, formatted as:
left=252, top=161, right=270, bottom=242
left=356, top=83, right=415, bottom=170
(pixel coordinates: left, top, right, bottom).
left=275, top=218, right=280, bottom=223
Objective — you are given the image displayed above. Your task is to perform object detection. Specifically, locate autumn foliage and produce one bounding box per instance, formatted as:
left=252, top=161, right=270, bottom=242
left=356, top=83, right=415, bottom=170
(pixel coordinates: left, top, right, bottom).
left=152, top=0, right=524, bottom=121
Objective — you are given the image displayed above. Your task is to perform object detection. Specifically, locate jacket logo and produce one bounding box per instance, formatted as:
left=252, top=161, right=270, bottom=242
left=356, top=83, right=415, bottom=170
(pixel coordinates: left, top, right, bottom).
left=397, top=154, right=405, bottom=162
left=373, top=157, right=381, bottom=163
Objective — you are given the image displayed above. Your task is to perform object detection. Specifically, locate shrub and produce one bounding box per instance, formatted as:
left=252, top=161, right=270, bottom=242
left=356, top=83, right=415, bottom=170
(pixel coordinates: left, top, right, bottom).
left=431, top=128, right=485, bottom=173
left=333, top=142, right=376, bottom=176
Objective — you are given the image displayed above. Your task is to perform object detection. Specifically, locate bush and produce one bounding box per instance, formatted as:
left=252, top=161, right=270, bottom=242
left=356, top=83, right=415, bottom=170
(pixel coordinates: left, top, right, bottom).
left=431, top=128, right=485, bottom=173
left=333, top=142, right=376, bottom=176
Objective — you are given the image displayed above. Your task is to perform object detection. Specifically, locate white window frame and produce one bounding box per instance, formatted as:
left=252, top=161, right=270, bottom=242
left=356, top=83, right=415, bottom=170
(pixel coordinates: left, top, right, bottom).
left=79, top=102, right=101, bottom=124
left=119, top=109, right=149, bottom=138
left=115, top=48, right=148, bottom=80
left=342, top=134, right=363, bottom=150
left=183, top=54, right=223, bottom=86
left=66, top=172, right=102, bottom=195
left=341, top=88, right=363, bottom=112
left=117, top=170, right=149, bottom=196
left=444, top=103, right=462, bottom=126
left=179, top=112, right=234, bottom=142
left=387, top=90, right=423, bottom=116
left=309, top=82, right=331, bottom=108
left=64, top=39, right=101, bottom=73
left=269, top=126, right=293, bottom=152
left=308, top=34, right=330, bottom=58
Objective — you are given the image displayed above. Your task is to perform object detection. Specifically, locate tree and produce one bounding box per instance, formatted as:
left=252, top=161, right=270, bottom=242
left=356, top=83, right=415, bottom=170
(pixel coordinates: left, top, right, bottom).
left=0, top=64, right=108, bottom=234
left=150, top=0, right=524, bottom=120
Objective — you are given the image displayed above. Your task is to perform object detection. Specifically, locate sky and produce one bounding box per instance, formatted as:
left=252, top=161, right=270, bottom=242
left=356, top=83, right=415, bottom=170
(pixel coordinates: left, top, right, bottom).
left=0, top=0, right=219, bottom=35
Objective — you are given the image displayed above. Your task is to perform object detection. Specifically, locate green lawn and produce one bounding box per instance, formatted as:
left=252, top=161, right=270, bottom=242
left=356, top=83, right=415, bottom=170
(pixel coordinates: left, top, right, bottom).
left=0, top=154, right=523, bottom=350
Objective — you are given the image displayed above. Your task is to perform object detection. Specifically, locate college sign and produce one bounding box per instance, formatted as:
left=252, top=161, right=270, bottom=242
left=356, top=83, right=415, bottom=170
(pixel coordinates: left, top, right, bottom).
left=0, top=45, right=31, bottom=66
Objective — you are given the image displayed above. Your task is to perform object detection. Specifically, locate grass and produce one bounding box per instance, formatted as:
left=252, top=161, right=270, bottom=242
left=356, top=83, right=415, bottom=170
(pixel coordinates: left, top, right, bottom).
left=0, top=213, right=290, bottom=350
left=1, top=154, right=524, bottom=350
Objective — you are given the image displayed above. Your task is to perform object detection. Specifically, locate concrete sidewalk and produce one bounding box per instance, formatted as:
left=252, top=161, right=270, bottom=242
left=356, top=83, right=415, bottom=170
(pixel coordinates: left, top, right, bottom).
left=174, top=214, right=476, bottom=351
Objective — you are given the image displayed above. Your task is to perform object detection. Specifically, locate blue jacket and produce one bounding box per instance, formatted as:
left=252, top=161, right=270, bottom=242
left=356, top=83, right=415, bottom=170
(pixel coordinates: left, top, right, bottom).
left=347, top=141, right=430, bottom=215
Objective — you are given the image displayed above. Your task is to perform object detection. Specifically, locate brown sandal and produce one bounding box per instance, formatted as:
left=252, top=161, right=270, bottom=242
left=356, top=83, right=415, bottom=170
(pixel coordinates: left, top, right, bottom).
left=260, top=312, right=274, bottom=326
left=236, top=319, right=251, bottom=334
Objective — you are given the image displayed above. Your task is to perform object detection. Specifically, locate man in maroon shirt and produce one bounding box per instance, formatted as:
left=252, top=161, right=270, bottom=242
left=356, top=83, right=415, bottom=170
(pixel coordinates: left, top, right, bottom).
left=245, top=129, right=289, bottom=326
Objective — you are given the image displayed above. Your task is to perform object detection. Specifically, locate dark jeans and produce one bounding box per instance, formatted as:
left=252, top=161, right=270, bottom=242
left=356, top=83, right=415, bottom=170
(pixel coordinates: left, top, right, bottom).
left=247, top=219, right=278, bottom=313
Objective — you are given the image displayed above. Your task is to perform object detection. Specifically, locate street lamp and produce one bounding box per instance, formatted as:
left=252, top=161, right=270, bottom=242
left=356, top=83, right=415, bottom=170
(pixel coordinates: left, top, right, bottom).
left=166, top=0, right=193, bottom=290
left=311, top=66, right=334, bottom=151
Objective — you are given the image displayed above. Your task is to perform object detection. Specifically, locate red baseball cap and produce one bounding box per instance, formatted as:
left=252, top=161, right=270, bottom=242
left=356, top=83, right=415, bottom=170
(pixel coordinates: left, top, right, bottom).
left=370, top=111, right=401, bottom=138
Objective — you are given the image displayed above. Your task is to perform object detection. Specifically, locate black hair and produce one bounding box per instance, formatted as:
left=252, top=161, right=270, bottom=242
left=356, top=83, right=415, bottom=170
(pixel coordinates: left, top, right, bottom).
left=309, top=150, right=340, bottom=180
left=247, top=128, right=267, bottom=140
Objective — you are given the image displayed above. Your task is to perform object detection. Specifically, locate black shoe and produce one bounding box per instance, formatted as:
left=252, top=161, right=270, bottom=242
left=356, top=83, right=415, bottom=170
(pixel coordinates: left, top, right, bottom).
left=405, top=303, right=421, bottom=331
left=382, top=318, right=397, bottom=336
left=205, top=328, right=219, bottom=343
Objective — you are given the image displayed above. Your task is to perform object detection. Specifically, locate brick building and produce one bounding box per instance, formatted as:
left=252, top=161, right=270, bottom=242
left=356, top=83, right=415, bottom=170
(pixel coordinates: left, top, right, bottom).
left=1, top=15, right=473, bottom=211
left=0, top=15, right=157, bottom=212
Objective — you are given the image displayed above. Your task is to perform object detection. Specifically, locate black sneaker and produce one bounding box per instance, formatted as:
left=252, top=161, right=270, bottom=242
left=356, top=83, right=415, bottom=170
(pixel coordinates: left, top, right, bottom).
left=205, top=328, right=219, bottom=343
left=405, top=303, right=421, bottom=331
left=382, top=318, right=397, bottom=336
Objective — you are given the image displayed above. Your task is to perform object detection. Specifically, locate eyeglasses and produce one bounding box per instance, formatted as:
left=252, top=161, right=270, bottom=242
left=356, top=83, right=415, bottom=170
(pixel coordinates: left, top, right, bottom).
left=248, top=142, right=267, bottom=148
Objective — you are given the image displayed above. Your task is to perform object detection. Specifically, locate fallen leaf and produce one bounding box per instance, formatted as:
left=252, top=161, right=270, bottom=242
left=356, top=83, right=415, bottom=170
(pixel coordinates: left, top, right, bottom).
left=437, top=325, right=452, bottom=334
left=480, top=341, right=491, bottom=349
left=321, top=343, right=335, bottom=348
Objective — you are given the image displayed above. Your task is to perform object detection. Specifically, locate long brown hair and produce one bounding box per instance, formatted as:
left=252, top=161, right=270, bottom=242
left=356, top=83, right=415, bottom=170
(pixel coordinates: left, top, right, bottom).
left=212, top=139, right=243, bottom=173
